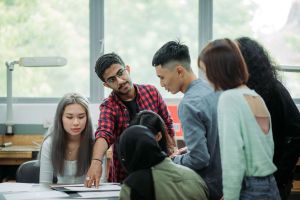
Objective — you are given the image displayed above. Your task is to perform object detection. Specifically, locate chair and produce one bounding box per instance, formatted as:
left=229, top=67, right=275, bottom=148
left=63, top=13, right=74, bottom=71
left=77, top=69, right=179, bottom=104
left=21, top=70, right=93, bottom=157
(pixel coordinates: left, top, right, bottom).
left=16, top=160, right=40, bottom=183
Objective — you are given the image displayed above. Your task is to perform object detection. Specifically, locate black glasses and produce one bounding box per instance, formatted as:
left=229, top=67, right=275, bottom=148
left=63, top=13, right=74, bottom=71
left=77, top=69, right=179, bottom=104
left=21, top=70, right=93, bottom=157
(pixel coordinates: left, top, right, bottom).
left=106, top=68, right=126, bottom=84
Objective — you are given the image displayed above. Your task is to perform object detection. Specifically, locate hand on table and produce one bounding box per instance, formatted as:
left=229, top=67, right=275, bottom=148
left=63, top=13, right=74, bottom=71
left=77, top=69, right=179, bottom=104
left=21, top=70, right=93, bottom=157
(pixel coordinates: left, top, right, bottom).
left=84, top=160, right=103, bottom=188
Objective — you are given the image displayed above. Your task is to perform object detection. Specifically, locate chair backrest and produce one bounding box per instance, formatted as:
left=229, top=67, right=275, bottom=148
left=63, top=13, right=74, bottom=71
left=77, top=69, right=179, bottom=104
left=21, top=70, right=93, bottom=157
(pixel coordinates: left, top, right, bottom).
left=16, top=160, right=40, bottom=183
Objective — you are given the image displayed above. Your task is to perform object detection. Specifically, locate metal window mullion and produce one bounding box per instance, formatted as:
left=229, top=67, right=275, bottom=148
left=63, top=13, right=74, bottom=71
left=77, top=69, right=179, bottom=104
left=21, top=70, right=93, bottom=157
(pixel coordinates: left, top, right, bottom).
left=198, top=0, right=212, bottom=77
left=90, top=0, right=105, bottom=103
left=278, top=65, right=300, bottom=72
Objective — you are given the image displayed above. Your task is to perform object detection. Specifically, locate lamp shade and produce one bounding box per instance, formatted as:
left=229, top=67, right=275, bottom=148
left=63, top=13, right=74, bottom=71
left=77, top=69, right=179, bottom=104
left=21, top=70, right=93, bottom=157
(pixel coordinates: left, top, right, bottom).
left=19, top=57, right=67, bottom=67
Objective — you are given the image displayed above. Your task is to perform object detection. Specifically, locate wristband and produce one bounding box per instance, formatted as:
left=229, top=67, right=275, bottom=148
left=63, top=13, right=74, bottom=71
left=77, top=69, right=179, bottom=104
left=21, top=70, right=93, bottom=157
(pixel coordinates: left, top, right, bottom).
left=92, top=158, right=103, bottom=164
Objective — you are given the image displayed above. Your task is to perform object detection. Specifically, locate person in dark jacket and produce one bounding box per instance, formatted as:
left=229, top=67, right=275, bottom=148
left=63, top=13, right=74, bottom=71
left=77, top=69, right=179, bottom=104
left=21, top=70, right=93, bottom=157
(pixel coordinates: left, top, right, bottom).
left=237, top=37, right=300, bottom=200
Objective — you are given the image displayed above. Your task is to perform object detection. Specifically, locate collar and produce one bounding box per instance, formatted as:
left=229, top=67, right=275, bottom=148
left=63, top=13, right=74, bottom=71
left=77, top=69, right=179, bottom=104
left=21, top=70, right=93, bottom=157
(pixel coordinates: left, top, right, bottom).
left=185, top=79, right=203, bottom=93
left=110, top=84, right=140, bottom=106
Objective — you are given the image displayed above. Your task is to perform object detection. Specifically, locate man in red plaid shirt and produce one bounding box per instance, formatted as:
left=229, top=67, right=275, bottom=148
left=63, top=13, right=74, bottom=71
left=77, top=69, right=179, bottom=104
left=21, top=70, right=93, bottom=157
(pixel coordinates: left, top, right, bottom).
left=84, top=53, right=175, bottom=187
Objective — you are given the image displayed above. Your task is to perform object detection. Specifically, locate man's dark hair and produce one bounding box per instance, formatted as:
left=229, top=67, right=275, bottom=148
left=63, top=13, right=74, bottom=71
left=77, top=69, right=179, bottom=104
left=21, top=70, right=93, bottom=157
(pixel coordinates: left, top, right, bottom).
left=95, top=52, right=125, bottom=82
left=152, top=41, right=191, bottom=70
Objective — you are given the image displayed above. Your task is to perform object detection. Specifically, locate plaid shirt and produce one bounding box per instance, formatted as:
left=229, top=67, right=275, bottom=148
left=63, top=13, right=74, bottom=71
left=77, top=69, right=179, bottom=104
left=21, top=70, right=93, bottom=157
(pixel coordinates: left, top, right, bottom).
left=95, top=84, right=175, bottom=182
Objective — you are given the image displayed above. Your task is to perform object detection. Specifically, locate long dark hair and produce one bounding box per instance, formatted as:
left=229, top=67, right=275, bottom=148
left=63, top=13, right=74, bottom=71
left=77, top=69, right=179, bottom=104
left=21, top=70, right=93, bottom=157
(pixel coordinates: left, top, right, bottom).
left=49, top=93, right=94, bottom=176
left=236, top=37, right=278, bottom=101
left=130, top=110, right=169, bottom=154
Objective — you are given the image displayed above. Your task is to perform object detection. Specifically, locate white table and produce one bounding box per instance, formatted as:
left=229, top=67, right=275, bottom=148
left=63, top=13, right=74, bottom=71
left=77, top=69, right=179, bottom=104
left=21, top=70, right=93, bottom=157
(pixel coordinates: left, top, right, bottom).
left=0, top=183, right=120, bottom=200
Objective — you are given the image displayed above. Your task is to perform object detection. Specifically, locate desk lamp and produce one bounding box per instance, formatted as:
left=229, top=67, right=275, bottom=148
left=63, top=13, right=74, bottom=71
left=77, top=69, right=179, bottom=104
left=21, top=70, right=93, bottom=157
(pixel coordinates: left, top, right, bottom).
left=5, top=57, right=67, bottom=135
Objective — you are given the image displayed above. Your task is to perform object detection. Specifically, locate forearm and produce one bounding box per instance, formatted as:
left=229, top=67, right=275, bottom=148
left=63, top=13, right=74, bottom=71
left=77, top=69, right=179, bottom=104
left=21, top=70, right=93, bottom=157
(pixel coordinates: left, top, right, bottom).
left=174, top=122, right=210, bottom=169
left=222, top=169, right=243, bottom=200
left=85, top=138, right=108, bottom=187
left=170, top=135, right=176, bottom=146
left=39, top=161, right=54, bottom=183
left=92, top=138, right=109, bottom=160
left=39, top=141, right=54, bottom=183
left=173, top=146, right=210, bottom=170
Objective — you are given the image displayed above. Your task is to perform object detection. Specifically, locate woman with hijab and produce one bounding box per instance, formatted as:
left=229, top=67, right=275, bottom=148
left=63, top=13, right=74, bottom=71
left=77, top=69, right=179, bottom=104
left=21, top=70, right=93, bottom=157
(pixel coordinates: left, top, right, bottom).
left=118, top=125, right=208, bottom=200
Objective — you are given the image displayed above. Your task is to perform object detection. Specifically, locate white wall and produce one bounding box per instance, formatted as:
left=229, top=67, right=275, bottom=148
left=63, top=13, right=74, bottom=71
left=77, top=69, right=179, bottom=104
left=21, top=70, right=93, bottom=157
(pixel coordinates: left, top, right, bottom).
left=0, top=104, right=100, bottom=127
left=1, top=103, right=299, bottom=127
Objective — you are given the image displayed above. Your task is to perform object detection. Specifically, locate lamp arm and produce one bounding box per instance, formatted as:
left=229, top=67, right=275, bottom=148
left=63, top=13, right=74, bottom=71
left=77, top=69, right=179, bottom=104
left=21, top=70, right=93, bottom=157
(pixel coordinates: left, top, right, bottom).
left=4, top=57, right=66, bottom=135
left=5, top=61, right=19, bottom=71
left=5, top=61, right=16, bottom=134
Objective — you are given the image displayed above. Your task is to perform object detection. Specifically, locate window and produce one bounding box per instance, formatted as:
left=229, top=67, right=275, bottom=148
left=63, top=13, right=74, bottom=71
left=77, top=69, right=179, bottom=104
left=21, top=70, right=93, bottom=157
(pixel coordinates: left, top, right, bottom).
left=104, top=0, right=199, bottom=98
left=1, top=0, right=298, bottom=102
left=214, top=0, right=300, bottom=99
left=0, top=0, right=89, bottom=98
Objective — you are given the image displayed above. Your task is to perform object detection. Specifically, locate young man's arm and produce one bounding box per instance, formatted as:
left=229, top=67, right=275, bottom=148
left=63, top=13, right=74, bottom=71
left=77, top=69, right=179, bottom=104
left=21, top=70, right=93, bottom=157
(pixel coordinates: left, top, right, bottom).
left=84, top=138, right=108, bottom=188
left=173, top=102, right=210, bottom=170
left=85, top=103, right=116, bottom=187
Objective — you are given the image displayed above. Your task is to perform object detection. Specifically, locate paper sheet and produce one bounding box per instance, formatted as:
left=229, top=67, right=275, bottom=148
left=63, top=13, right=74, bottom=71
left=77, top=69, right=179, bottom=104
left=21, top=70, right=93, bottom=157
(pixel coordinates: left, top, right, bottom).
left=50, top=183, right=121, bottom=192
left=4, top=190, right=69, bottom=200
left=64, top=184, right=120, bottom=191
left=77, top=191, right=120, bottom=198
left=0, top=183, right=34, bottom=192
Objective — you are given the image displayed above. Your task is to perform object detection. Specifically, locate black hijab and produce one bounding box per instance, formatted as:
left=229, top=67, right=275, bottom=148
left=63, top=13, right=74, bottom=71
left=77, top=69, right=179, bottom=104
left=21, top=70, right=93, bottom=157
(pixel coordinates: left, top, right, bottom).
left=117, top=125, right=166, bottom=200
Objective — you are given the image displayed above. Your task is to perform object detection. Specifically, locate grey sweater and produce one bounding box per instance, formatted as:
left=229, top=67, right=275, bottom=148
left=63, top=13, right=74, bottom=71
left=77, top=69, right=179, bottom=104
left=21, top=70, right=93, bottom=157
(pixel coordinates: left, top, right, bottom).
left=173, top=79, right=222, bottom=200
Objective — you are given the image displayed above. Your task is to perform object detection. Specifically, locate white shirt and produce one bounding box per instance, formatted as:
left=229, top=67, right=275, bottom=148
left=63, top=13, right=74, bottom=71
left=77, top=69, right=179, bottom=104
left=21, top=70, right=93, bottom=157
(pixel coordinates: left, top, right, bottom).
left=39, top=137, right=84, bottom=184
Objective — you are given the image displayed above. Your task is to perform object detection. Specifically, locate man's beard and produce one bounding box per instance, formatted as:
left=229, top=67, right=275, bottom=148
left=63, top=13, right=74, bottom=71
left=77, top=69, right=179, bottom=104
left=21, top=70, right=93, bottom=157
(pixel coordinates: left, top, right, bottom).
left=115, top=81, right=133, bottom=95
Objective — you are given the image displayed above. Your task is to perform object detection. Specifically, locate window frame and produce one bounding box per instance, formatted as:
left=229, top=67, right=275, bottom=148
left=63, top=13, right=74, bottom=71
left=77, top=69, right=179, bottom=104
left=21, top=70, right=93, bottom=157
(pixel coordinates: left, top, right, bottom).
left=0, top=0, right=299, bottom=105
left=277, top=66, right=300, bottom=104
left=0, top=0, right=104, bottom=104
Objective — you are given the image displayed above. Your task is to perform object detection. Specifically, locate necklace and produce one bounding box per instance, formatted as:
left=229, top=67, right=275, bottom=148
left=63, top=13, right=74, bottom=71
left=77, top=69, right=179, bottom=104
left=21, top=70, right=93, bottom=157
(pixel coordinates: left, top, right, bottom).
left=67, top=145, right=79, bottom=156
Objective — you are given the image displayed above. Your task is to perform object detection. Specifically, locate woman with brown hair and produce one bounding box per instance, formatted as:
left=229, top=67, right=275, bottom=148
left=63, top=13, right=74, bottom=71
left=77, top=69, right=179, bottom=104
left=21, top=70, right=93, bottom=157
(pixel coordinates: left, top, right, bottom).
left=198, top=38, right=280, bottom=199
